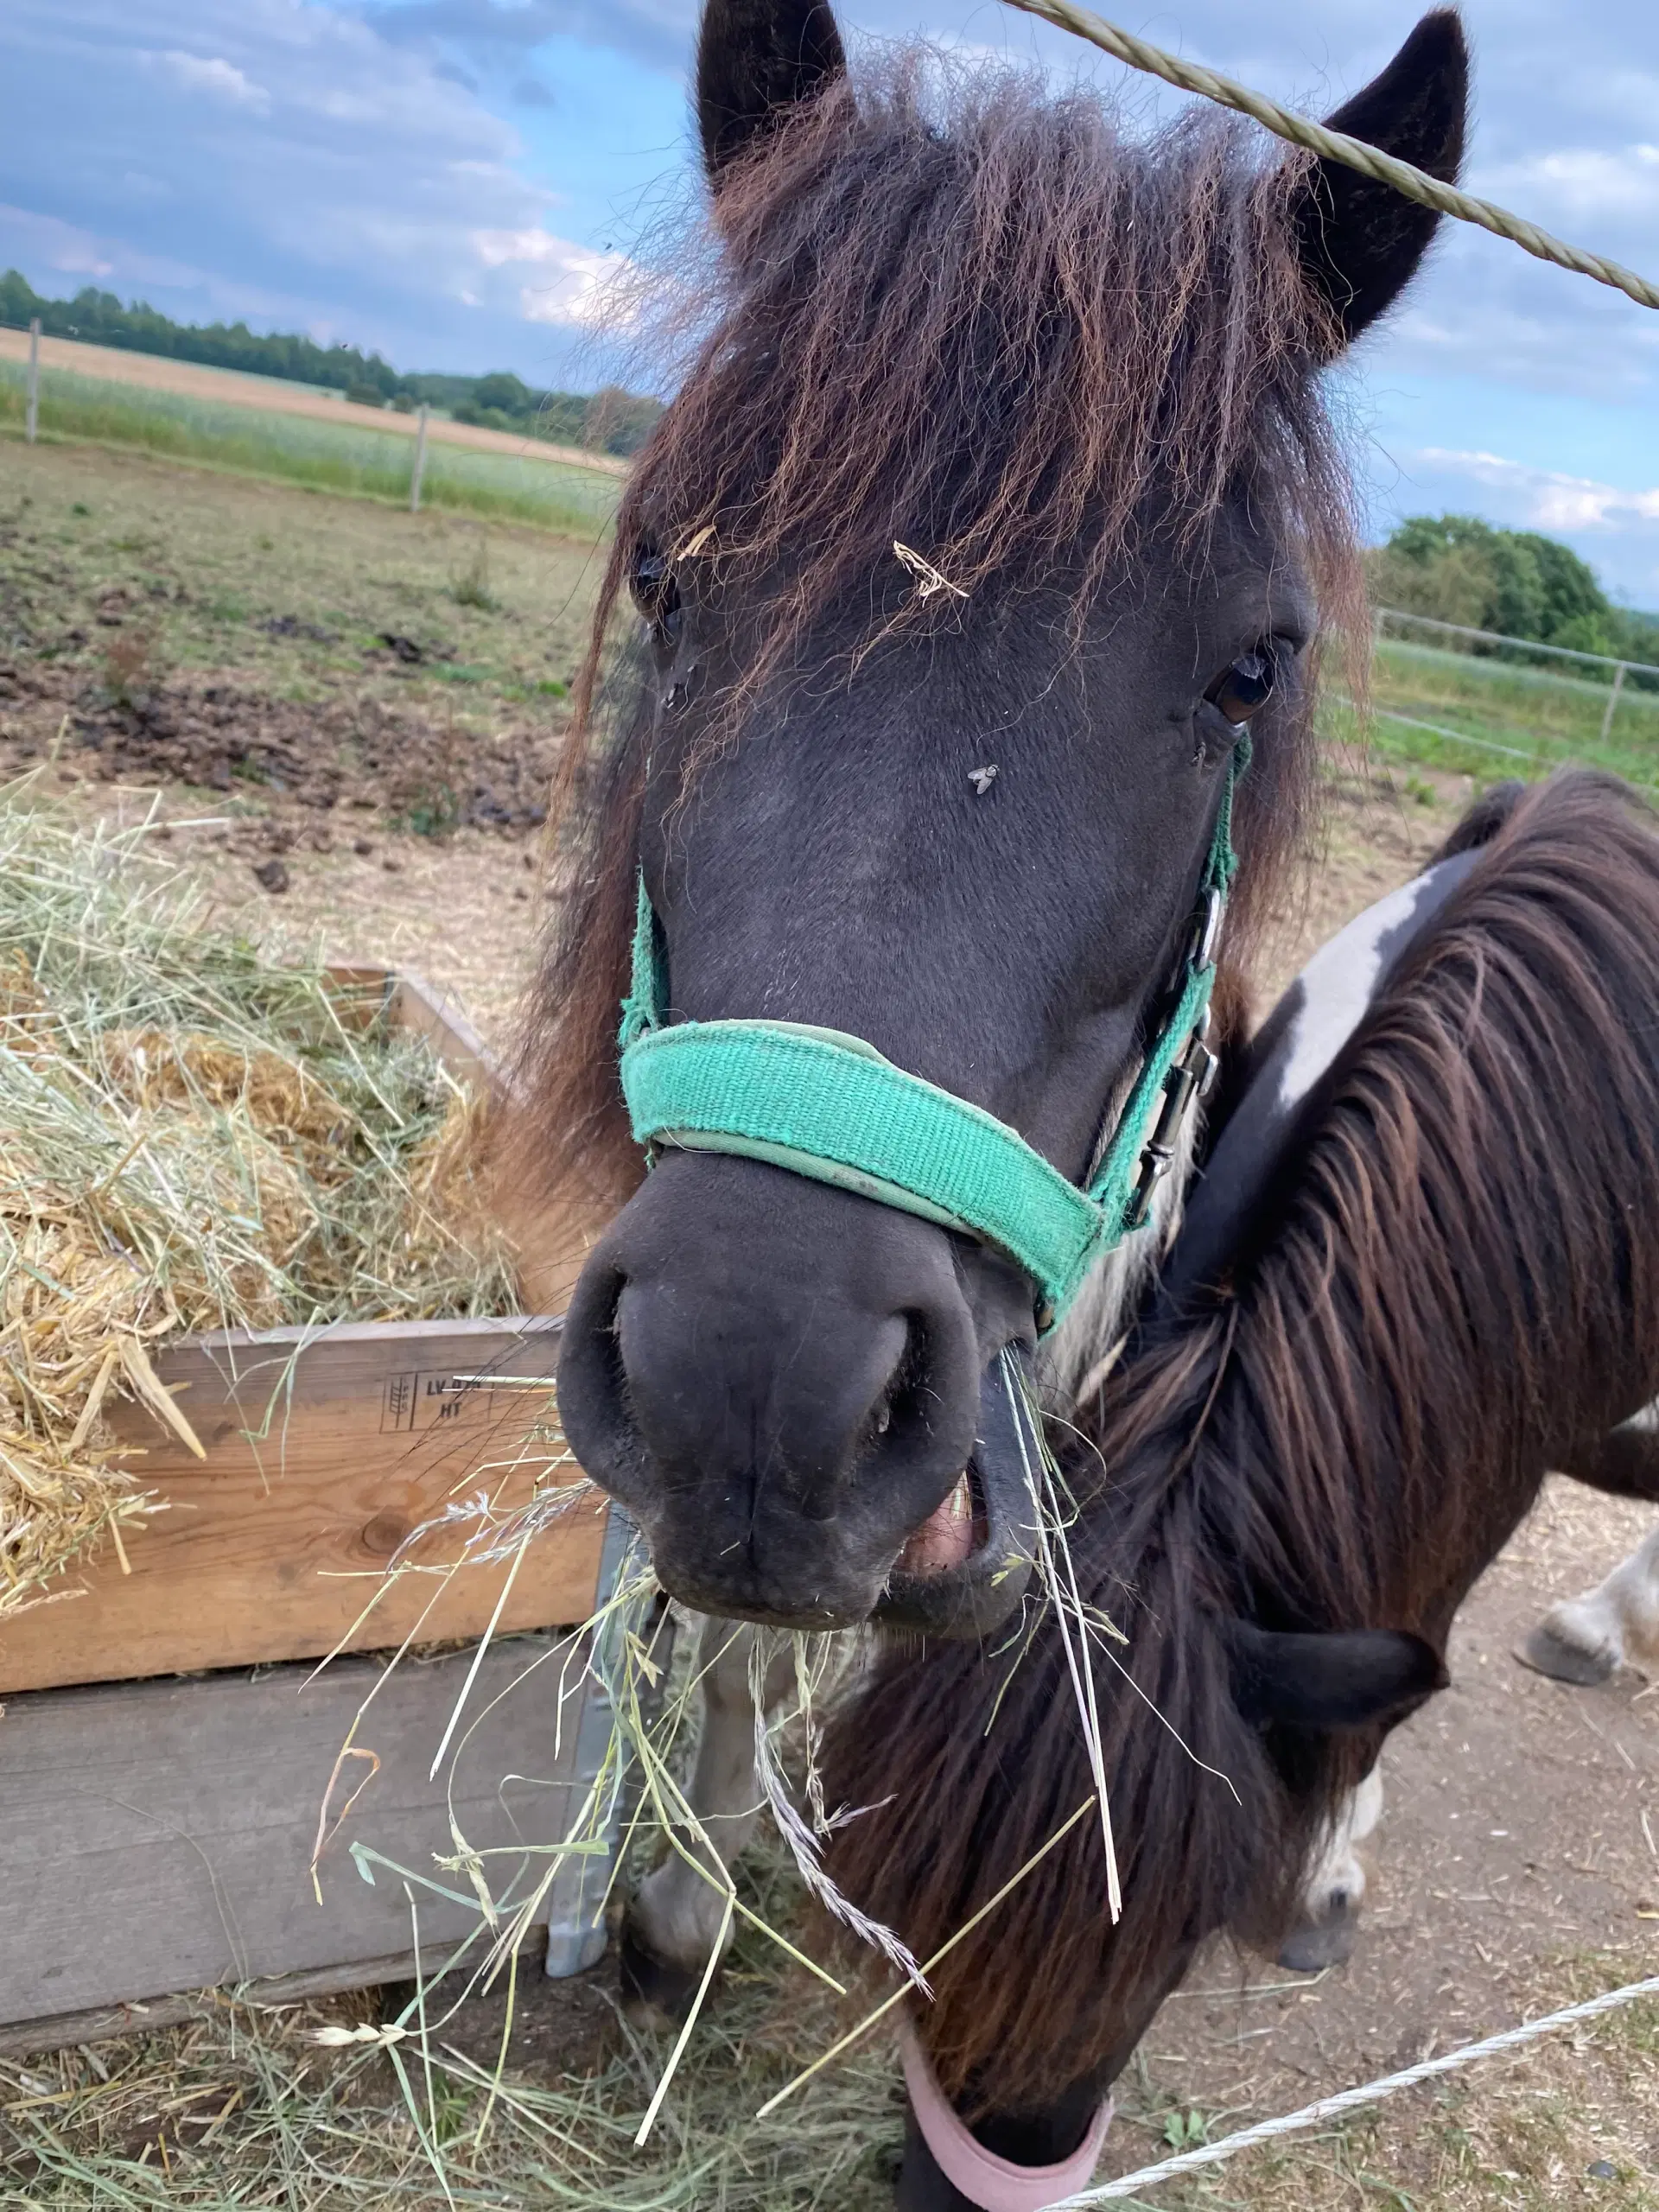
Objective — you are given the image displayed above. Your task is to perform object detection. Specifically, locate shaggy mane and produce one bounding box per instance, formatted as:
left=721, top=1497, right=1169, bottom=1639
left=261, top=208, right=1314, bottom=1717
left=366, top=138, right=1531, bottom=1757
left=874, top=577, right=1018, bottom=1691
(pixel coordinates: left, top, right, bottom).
left=824, top=770, right=1659, bottom=2113
left=512, top=49, right=1361, bottom=1233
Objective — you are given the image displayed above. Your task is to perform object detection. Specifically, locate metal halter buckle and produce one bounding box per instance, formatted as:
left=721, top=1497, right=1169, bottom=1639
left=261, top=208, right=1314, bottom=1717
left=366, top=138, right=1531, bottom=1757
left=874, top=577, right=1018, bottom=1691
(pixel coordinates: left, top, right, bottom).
left=1126, top=1018, right=1219, bottom=1229
left=1195, top=886, right=1226, bottom=971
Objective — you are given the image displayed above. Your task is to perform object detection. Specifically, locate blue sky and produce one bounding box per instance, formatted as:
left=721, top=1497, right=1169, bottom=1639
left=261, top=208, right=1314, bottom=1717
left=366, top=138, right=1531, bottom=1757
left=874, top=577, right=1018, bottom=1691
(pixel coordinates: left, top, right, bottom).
left=5, top=0, right=1659, bottom=600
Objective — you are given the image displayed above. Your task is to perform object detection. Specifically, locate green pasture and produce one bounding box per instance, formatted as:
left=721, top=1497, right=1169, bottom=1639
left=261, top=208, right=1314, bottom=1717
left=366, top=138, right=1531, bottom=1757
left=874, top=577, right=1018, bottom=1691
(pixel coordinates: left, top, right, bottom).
left=1330, top=636, right=1659, bottom=791
left=0, top=359, right=621, bottom=537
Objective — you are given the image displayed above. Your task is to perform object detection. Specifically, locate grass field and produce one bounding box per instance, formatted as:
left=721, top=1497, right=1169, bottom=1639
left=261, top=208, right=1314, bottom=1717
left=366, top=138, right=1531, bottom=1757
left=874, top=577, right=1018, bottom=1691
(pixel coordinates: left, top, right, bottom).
left=1330, top=637, right=1659, bottom=791
left=0, top=359, right=622, bottom=535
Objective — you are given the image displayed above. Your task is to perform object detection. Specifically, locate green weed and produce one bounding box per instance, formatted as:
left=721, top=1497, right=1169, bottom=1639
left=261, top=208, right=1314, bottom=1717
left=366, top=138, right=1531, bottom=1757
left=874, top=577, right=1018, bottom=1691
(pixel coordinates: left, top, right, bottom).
left=451, top=531, right=499, bottom=610
left=393, top=782, right=464, bottom=837
left=1162, top=2106, right=1212, bottom=2152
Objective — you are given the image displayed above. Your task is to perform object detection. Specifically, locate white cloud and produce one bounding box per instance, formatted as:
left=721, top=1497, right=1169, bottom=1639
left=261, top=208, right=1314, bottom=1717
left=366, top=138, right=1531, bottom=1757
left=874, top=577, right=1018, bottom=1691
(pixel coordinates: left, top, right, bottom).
left=151, top=50, right=270, bottom=112
left=472, top=226, right=568, bottom=270
left=1411, top=448, right=1659, bottom=535
left=1475, top=143, right=1659, bottom=224
left=0, top=0, right=617, bottom=371
left=0, top=206, right=115, bottom=281
left=471, top=225, right=636, bottom=327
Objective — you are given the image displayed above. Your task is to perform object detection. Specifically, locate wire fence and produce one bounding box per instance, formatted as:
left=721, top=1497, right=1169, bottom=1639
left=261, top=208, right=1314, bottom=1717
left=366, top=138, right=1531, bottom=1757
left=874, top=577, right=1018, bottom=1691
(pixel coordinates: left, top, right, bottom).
left=1329, top=609, right=1659, bottom=791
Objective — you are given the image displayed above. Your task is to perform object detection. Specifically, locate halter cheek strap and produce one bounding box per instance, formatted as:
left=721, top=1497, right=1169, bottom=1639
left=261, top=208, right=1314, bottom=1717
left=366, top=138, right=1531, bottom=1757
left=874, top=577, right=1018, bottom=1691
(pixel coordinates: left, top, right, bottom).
left=617, top=737, right=1249, bottom=1330
left=899, top=2020, right=1113, bottom=2210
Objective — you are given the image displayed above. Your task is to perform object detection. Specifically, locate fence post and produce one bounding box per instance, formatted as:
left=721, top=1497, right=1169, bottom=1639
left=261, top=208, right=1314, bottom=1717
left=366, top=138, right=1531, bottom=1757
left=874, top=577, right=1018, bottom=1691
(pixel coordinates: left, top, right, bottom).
left=1599, top=661, right=1628, bottom=746
left=409, top=404, right=429, bottom=513
left=24, top=317, right=40, bottom=444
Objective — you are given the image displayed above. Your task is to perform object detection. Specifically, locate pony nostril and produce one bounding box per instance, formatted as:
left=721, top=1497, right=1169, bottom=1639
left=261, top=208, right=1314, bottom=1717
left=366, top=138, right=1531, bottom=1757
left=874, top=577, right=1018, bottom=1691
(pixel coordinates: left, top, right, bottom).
left=874, top=1402, right=892, bottom=1435
left=556, top=1260, right=645, bottom=1507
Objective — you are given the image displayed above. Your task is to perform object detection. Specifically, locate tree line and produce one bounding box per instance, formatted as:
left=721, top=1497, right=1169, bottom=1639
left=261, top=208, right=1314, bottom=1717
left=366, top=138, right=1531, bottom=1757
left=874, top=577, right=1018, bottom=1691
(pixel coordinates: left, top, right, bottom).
left=1369, top=514, right=1659, bottom=677
left=0, top=270, right=662, bottom=459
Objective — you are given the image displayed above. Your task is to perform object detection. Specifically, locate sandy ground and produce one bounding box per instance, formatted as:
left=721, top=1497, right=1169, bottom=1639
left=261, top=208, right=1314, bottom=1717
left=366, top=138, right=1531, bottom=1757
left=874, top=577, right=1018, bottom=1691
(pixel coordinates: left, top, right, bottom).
left=0, top=325, right=628, bottom=476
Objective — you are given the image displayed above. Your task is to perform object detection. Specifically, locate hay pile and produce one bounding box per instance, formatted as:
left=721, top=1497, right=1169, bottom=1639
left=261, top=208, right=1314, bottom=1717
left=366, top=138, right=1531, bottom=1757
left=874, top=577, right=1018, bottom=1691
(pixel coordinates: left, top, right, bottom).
left=0, top=787, right=517, bottom=1618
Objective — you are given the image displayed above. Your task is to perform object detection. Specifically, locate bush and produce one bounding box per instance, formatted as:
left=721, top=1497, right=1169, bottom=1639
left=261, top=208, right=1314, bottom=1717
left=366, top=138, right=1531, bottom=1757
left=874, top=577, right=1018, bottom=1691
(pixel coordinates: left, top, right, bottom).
left=344, top=382, right=386, bottom=409
left=583, top=385, right=664, bottom=458
left=1370, top=514, right=1614, bottom=649
left=1368, top=514, right=1659, bottom=689
left=471, top=372, right=535, bottom=417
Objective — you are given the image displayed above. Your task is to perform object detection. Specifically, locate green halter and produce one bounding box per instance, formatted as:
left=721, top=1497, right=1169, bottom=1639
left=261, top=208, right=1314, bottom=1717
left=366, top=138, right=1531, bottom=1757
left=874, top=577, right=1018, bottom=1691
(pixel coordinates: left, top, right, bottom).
left=617, top=739, right=1248, bottom=1331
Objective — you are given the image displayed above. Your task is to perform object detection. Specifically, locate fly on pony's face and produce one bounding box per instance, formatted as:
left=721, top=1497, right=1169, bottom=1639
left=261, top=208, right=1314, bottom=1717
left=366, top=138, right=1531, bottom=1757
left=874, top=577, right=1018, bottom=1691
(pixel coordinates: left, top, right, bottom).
left=538, top=0, right=1465, bottom=1637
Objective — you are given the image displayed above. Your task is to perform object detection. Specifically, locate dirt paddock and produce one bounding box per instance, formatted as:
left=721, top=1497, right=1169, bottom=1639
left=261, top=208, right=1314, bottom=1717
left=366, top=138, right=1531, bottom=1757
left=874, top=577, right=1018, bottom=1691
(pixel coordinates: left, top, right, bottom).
left=1, top=440, right=1654, bottom=2209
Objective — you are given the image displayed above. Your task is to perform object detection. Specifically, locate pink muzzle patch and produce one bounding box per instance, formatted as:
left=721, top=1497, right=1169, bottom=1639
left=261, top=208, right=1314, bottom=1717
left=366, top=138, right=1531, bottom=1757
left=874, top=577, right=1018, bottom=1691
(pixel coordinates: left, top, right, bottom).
left=899, top=2020, right=1113, bottom=2211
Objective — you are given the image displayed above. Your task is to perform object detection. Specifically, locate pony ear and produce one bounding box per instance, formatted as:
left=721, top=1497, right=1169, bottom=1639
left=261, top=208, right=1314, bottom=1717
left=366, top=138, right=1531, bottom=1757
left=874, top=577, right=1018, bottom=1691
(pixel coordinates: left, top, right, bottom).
left=1292, top=9, right=1469, bottom=347
left=1225, top=1620, right=1448, bottom=1729
left=696, top=0, right=847, bottom=185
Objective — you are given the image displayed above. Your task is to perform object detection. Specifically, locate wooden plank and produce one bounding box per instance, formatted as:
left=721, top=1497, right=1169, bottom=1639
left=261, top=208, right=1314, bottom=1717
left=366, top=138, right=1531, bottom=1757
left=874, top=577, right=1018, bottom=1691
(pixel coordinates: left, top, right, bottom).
left=0, top=1318, right=606, bottom=1694
left=0, top=1643, right=601, bottom=2028
left=321, top=962, right=511, bottom=1102
left=0, top=1946, right=481, bottom=2058
left=389, top=969, right=513, bottom=1102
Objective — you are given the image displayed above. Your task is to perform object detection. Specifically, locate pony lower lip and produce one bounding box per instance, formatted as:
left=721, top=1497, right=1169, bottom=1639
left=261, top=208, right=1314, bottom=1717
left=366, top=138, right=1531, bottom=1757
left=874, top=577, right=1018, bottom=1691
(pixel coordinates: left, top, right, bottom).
left=897, top=1470, right=985, bottom=1577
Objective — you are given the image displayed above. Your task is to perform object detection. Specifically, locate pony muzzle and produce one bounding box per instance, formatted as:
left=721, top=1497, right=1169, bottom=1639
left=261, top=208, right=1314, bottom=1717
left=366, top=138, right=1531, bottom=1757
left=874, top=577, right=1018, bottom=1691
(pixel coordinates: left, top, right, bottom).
left=556, top=1151, right=1036, bottom=1630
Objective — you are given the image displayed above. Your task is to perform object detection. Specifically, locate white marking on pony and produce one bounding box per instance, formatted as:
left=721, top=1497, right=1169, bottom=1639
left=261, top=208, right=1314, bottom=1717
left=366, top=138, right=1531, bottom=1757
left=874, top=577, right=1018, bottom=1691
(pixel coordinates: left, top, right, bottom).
left=1531, top=1524, right=1659, bottom=1680
left=1168, top=848, right=1479, bottom=1304
left=626, top=1616, right=796, bottom=1981
left=1274, top=867, right=1460, bottom=1114
left=1298, top=1765, right=1384, bottom=1923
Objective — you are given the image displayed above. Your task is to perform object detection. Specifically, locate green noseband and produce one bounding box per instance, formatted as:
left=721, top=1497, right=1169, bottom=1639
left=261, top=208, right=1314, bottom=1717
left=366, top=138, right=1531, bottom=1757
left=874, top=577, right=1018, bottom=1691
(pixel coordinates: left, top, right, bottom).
left=617, top=739, right=1248, bottom=1331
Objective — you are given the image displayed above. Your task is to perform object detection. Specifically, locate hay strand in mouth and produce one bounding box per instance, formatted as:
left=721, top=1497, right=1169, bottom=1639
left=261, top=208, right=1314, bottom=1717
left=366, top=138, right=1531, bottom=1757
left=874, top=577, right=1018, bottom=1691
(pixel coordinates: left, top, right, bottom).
left=1001, top=1348, right=1123, bottom=1920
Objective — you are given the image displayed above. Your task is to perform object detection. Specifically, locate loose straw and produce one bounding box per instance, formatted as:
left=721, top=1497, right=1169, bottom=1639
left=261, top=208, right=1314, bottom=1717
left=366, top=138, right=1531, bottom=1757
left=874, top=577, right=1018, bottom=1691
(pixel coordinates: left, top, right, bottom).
left=1001, top=0, right=1659, bottom=314
left=753, top=1796, right=1098, bottom=2120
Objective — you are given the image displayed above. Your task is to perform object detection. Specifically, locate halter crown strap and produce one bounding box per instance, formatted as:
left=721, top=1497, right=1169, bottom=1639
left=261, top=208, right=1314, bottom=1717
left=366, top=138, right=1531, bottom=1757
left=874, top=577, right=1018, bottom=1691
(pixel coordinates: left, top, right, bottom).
left=617, top=738, right=1248, bottom=1329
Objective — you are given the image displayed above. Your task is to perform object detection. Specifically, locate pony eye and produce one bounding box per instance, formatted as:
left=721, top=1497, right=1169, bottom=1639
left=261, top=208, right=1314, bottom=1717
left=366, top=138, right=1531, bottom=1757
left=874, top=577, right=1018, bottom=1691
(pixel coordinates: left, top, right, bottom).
left=630, top=544, right=682, bottom=642
left=1207, top=646, right=1278, bottom=726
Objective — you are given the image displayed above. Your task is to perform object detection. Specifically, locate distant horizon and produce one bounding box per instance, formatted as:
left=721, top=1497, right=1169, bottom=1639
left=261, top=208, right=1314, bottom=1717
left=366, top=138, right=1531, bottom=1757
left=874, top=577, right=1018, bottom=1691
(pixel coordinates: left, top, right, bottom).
left=0, top=266, right=652, bottom=404
left=10, top=266, right=1659, bottom=621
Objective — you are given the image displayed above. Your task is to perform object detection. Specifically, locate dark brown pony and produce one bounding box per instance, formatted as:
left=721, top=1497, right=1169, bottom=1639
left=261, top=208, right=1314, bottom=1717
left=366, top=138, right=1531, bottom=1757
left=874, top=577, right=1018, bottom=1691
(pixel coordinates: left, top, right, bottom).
left=533, top=0, right=1470, bottom=1642
left=824, top=771, right=1659, bottom=2196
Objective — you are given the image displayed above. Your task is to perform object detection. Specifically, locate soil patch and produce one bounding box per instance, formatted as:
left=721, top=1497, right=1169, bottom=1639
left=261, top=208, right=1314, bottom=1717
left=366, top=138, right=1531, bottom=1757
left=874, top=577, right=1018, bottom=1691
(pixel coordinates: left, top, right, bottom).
left=3, top=656, right=558, bottom=846
left=0, top=437, right=598, bottom=868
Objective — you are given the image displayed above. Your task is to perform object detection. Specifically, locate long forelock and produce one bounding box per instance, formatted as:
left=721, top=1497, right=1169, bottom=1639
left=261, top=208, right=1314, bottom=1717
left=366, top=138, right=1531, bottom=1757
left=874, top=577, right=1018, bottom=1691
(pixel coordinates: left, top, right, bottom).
left=511, top=41, right=1361, bottom=1273
left=626, top=50, right=1357, bottom=710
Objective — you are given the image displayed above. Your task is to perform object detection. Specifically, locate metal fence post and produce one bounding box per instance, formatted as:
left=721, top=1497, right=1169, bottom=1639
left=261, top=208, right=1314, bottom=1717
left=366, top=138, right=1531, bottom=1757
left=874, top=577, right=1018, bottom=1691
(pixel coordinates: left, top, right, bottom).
left=409, top=403, right=429, bottom=513
left=1599, top=661, right=1628, bottom=746
left=24, top=317, right=40, bottom=443
left=543, top=1506, right=655, bottom=1980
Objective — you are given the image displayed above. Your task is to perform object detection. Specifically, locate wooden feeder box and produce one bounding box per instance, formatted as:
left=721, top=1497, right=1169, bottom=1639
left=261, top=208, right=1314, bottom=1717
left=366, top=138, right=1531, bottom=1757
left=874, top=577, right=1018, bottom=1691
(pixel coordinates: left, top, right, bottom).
left=0, top=969, right=623, bottom=2056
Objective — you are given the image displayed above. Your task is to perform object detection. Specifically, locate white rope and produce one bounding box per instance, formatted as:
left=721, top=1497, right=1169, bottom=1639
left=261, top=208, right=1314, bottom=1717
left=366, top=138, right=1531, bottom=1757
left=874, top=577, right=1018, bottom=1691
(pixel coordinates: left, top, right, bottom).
left=1046, top=1973, right=1659, bottom=2206
left=1001, top=0, right=1659, bottom=315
